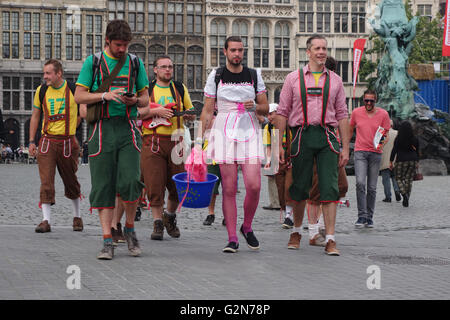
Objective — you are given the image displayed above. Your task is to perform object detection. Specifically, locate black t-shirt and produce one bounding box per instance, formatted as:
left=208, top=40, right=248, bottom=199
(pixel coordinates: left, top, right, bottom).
left=221, top=66, right=253, bottom=86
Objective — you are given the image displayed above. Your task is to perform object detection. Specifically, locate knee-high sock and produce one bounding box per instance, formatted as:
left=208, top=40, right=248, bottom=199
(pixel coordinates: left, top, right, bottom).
left=42, top=203, right=51, bottom=223
left=72, top=198, right=81, bottom=218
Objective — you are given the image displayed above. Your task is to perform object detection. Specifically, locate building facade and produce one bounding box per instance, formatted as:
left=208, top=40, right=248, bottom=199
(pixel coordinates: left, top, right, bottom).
left=0, top=0, right=443, bottom=149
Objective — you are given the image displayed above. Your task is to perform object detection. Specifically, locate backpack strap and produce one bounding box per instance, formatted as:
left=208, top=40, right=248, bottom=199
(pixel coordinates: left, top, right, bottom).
left=214, top=67, right=224, bottom=98
left=248, top=67, right=258, bottom=98
left=127, top=53, right=140, bottom=94
left=39, top=84, right=48, bottom=106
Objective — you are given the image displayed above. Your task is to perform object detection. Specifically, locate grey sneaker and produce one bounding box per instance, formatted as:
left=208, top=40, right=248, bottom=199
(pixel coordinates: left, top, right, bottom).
left=97, top=242, right=114, bottom=260
left=124, top=230, right=141, bottom=257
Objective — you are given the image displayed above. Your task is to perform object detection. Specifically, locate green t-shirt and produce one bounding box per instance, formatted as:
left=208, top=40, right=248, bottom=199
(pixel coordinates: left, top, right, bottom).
left=76, top=51, right=149, bottom=117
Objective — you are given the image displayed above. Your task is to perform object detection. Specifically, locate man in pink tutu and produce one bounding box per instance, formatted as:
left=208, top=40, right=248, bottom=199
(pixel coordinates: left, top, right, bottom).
left=196, top=36, right=269, bottom=252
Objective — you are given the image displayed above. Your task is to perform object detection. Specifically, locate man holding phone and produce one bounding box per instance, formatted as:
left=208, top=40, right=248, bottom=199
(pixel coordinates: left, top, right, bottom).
left=75, top=20, right=150, bottom=260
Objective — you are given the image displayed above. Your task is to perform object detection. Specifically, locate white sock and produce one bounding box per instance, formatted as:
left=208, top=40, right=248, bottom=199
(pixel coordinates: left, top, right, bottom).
left=285, top=205, right=293, bottom=216
left=72, top=198, right=81, bottom=218
left=292, top=226, right=302, bottom=234
left=309, top=223, right=319, bottom=239
left=326, top=234, right=335, bottom=243
left=42, top=203, right=51, bottom=224
left=318, top=214, right=325, bottom=229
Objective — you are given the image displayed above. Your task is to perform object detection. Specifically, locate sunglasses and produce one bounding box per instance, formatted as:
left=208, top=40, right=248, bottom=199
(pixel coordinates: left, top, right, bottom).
left=364, top=99, right=375, bottom=104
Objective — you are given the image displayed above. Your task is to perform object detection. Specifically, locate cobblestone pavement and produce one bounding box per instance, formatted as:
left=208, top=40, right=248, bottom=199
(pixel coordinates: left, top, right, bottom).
left=0, top=163, right=449, bottom=301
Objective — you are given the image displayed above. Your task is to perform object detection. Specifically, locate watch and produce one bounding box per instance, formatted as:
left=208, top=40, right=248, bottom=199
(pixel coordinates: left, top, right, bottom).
left=29, top=140, right=35, bottom=144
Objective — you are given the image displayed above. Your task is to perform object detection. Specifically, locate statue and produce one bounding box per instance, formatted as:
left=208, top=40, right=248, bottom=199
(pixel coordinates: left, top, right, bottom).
left=369, top=0, right=419, bottom=119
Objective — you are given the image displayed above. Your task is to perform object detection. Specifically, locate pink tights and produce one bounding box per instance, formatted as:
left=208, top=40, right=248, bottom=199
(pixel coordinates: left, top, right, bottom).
left=219, top=162, right=261, bottom=243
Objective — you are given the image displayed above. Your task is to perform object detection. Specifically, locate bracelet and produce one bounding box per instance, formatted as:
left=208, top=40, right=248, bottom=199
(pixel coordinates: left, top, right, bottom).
left=101, top=92, right=107, bottom=102
left=29, top=140, right=35, bottom=144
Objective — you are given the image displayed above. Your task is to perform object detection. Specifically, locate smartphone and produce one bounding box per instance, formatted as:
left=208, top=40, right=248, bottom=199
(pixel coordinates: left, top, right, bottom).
left=123, top=92, right=134, bottom=97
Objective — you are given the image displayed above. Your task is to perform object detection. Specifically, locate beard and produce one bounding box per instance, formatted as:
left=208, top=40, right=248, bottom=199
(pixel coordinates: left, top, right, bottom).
left=228, top=57, right=242, bottom=66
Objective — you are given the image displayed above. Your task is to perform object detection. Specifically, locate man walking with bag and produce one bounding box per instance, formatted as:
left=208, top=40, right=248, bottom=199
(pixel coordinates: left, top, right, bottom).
left=75, top=20, right=150, bottom=260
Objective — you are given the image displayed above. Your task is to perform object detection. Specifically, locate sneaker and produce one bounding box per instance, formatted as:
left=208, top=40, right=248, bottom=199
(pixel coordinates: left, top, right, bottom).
left=282, top=217, right=294, bottom=229
left=135, top=207, right=142, bottom=221
left=309, top=233, right=327, bottom=247
left=73, top=217, right=83, bottom=232
left=35, top=220, right=51, bottom=233
left=365, top=219, right=374, bottom=228
left=97, top=242, right=114, bottom=260
left=223, top=242, right=239, bottom=253
left=262, top=205, right=281, bottom=211
left=355, top=217, right=366, bottom=228
left=395, top=192, right=402, bottom=202
left=203, top=214, right=215, bottom=226
left=287, top=232, right=301, bottom=250
left=151, top=220, right=164, bottom=240
left=124, top=230, right=142, bottom=257
left=240, top=225, right=260, bottom=250
left=163, top=212, right=180, bottom=238
left=325, top=240, right=340, bottom=256
left=382, top=198, right=391, bottom=203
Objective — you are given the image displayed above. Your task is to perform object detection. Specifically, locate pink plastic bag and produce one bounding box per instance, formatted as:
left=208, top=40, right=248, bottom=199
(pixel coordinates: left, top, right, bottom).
left=185, top=147, right=207, bottom=182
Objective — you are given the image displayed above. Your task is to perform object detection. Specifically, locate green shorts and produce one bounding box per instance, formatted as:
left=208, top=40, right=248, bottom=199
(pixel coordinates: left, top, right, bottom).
left=289, top=125, right=340, bottom=202
left=207, top=164, right=222, bottom=195
left=87, top=117, right=144, bottom=208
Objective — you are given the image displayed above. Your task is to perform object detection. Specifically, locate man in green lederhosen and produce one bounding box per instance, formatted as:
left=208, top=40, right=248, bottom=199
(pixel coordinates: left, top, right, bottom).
left=274, top=35, right=350, bottom=256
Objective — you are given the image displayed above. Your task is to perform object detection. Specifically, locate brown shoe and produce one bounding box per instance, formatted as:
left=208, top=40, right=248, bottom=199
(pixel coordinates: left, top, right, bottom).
left=151, top=220, right=164, bottom=240
left=309, top=233, right=326, bottom=247
left=163, top=212, right=180, bottom=238
left=287, top=232, right=301, bottom=250
left=325, top=240, right=340, bottom=256
left=73, top=217, right=83, bottom=232
left=35, top=220, right=51, bottom=233
left=115, top=223, right=126, bottom=243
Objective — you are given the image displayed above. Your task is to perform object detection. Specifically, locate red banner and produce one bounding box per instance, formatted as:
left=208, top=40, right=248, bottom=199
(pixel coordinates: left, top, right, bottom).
left=353, top=38, right=366, bottom=98
left=443, top=0, right=450, bottom=56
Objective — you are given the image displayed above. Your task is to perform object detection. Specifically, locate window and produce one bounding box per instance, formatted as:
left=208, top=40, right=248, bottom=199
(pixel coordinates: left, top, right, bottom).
left=24, top=76, right=42, bottom=111
left=43, top=13, right=61, bottom=59
left=129, top=43, right=146, bottom=63
left=298, top=48, right=308, bottom=69
left=210, top=20, right=227, bottom=67
left=128, top=1, right=144, bottom=32
left=86, top=15, right=103, bottom=57
left=149, top=44, right=166, bottom=81
left=2, top=76, right=20, bottom=111
left=417, top=4, right=432, bottom=21
left=33, top=33, right=40, bottom=59
left=254, top=22, right=269, bottom=68
left=275, top=0, right=290, bottom=3
left=316, top=1, right=331, bottom=33
left=274, top=86, right=282, bottom=104
left=335, top=48, right=349, bottom=83
left=275, top=22, right=290, bottom=68
left=169, top=45, right=185, bottom=82
left=187, top=3, right=202, bottom=34
left=24, top=33, right=31, bottom=59
left=334, top=1, right=348, bottom=33
left=2, top=12, right=19, bottom=59
left=255, top=0, right=270, bottom=2
left=108, top=0, right=125, bottom=21
left=168, top=2, right=184, bottom=34
left=24, top=12, right=31, bottom=31
left=232, top=20, right=248, bottom=66
left=148, top=2, right=165, bottom=33
left=187, top=46, right=203, bottom=90
left=66, top=13, right=82, bottom=60
left=351, top=1, right=366, bottom=34
left=299, top=0, right=314, bottom=33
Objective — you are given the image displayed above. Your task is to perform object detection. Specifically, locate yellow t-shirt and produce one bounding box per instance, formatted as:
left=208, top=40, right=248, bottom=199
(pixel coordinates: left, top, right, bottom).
left=263, top=123, right=291, bottom=151
left=142, top=82, right=193, bottom=136
left=312, top=72, right=322, bottom=86
left=33, top=81, right=78, bottom=136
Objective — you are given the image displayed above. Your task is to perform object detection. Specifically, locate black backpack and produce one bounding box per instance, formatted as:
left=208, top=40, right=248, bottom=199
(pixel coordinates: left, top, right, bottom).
left=39, top=81, right=77, bottom=105
left=214, top=66, right=258, bottom=100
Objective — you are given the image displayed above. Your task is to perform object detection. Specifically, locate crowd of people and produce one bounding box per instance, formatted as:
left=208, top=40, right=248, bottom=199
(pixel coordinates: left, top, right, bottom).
left=29, top=20, right=421, bottom=260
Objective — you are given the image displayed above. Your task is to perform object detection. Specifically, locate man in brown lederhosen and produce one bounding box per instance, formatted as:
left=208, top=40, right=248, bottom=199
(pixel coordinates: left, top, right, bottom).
left=29, top=59, right=83, bottom=233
